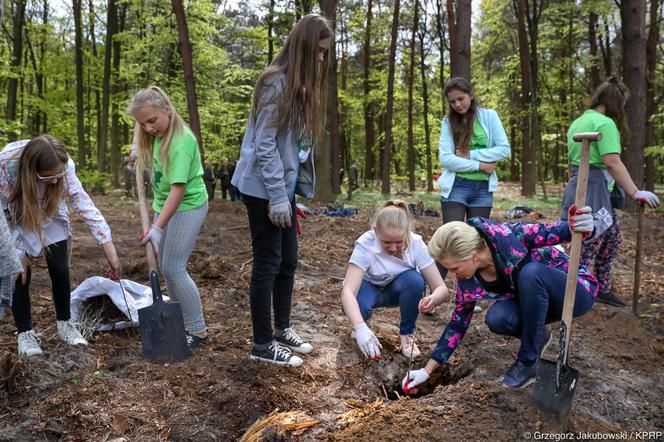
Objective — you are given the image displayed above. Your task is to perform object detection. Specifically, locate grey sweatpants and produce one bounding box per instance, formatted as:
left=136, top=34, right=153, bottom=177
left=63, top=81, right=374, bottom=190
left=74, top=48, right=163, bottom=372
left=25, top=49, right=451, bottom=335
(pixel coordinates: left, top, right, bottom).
left=156, top=202, right=208, bottom=334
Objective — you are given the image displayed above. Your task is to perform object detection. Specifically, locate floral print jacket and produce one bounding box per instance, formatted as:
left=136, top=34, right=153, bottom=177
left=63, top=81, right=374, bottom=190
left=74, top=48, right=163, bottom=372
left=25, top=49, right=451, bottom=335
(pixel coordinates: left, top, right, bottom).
left=430, top=217, right=598, bottom=364
left=0, top=141, right=112, bottom=259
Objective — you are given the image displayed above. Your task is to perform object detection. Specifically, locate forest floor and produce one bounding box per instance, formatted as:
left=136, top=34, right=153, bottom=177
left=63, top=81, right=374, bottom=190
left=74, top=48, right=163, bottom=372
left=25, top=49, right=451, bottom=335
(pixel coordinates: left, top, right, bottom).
left=0, top=184, right=663, bottom=441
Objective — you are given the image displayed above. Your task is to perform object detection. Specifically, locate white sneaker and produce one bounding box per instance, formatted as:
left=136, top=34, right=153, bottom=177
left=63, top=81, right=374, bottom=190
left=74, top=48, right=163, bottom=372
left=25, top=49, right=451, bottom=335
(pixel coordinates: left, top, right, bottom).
left=57, top=320, right=88, bottom=346
left=250, top=341, right=304, bottom=367
left=18, top=330, right=43, bottom=357
left=400, top=334, right=421, bottom=358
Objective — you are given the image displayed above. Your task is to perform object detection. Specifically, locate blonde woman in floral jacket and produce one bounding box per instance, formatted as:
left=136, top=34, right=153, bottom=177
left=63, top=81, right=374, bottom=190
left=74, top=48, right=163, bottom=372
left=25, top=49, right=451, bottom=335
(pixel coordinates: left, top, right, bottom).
left=403, top=213, right=597, bottom=391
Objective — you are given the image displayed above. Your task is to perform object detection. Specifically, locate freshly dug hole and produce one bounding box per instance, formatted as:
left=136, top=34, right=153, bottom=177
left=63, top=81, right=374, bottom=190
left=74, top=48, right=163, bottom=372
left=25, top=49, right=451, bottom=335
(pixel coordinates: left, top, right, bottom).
left=384, top=361, right=473, bottom=399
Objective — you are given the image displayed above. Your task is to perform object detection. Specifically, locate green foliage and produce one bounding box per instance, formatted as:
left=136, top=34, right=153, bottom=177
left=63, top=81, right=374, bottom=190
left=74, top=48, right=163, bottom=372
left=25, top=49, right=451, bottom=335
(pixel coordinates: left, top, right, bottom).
left=77, top=169, right=111, bottom=195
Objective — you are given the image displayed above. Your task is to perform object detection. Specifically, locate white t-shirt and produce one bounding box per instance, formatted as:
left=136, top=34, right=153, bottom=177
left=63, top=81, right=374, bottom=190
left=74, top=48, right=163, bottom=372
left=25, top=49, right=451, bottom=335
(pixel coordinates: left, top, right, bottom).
left=349, top=230, right=435, bottom=287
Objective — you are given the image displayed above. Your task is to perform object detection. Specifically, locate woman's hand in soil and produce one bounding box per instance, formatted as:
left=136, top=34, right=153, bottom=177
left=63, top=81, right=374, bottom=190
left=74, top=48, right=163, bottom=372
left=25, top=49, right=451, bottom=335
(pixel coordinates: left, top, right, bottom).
left=402, top=367, right=430, bottom=394
left=479, top=162, right=496, bottom=175
left=354, top=322, right=382, bottom=360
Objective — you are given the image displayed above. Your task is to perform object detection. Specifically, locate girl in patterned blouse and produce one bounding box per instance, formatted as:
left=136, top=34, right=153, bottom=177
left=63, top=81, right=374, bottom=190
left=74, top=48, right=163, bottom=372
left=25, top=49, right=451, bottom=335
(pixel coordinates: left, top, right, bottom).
left=0, top=135, right=122, bottom=357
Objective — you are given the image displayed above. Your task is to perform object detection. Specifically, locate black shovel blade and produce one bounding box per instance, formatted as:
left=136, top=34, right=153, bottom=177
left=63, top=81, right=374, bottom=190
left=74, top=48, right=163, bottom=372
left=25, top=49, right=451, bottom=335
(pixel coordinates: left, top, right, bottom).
left=532, top=358, right=580, bottom=427
left=137, top=270, right=191, bottom=364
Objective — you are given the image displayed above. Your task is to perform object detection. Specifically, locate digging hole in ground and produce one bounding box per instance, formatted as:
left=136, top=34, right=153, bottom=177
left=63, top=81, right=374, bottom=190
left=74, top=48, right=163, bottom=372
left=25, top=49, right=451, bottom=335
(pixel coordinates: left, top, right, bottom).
left=384, top=362, right=473, bottom=399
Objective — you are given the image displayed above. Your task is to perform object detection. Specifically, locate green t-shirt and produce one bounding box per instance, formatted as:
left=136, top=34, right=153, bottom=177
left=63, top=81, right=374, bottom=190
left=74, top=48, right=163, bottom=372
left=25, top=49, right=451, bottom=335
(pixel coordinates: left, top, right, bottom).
left=567, top=109, right=622, bottom=169
left=457, top=119, right=490, bottom=181
left=152, top=127, right=207, bottom=213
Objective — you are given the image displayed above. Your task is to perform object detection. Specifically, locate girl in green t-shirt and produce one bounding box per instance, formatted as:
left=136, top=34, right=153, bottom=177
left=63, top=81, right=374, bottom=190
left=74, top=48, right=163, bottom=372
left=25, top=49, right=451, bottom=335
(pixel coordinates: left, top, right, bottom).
left=561, top=78, right=659, bottom=307
left=127, top=86, right=209, bottom=348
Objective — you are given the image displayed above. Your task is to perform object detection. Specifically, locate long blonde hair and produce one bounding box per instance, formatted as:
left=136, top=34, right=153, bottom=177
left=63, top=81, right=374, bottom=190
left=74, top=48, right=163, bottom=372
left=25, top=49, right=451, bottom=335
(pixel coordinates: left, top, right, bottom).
left=9, top=135, right=68, bottom=239
left=251, top=14, right=332, bottom=149
left=372, top=200, right=412, bottom=249
left=428, top=221, right=485, bottom=261
left=126, top=86, right=186, bottom=174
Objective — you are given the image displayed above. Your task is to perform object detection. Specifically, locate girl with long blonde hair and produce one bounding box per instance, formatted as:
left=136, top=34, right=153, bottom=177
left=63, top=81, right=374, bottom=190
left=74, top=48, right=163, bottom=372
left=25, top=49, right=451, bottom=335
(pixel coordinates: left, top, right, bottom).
left=127, top=86, right=209, bottom=349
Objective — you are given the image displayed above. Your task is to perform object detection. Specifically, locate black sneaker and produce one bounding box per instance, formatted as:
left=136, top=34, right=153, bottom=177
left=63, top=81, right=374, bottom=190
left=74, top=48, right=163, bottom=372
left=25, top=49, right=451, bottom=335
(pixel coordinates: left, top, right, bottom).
left=597, top=290, right=626, bottom=307
left=186, top=331, right=209, bottom=349
left=275, top=327, right=313, bottom=354
left=497, top=360, right=539, bottom=389
left=250, top=341, right=304, bottom=367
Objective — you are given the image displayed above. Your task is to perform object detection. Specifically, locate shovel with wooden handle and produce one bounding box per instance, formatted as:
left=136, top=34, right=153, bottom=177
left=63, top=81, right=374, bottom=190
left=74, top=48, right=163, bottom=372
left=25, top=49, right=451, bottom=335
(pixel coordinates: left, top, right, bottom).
left=135, top=164, right=191, bottom=364
left=532, top=131, right=600, bottom=429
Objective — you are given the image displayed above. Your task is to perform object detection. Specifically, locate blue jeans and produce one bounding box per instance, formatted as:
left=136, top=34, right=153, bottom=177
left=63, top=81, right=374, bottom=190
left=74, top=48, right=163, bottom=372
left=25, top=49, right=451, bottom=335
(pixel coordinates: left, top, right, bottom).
left=441, top=176, right=493, bottom=207
left=484, top=262, right=596, bottom=365
left=356, top=269, right=425, bottom=335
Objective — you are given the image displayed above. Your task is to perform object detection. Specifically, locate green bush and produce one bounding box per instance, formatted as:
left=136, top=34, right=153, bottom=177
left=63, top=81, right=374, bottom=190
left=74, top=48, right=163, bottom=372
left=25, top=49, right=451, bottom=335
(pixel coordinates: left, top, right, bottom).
left=77, top=170, right=111, bottom=195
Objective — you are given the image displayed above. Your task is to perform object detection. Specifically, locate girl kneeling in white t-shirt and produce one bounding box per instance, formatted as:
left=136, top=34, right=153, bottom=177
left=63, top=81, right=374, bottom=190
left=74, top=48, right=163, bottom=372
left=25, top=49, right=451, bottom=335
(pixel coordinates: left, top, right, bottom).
left=341, top=200, right=450, bottom=359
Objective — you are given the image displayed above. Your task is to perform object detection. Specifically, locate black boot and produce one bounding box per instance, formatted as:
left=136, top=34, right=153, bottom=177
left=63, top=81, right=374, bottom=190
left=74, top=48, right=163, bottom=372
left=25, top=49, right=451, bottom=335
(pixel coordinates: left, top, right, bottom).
left=597, top=290, right=626, bottom=307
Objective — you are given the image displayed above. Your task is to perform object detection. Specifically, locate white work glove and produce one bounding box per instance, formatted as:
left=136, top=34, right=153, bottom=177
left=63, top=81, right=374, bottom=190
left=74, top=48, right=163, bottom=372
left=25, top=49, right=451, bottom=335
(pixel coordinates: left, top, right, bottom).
left=567, top=205, right=594, bottom=239
left=140, top=224, right=163, bottom=253
left=354, top=322, right=382, bottom=360
left=631, top=190, right=660, bottom=209
left=402, top=368, right=430, bottom=394
left=268, top=201, right=292, bottom=229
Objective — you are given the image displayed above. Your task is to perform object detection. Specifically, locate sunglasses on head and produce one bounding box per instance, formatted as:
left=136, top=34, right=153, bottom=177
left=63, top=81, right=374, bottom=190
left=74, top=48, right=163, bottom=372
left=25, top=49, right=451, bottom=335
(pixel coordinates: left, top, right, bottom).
left=36, top=169, right=67, bottom=182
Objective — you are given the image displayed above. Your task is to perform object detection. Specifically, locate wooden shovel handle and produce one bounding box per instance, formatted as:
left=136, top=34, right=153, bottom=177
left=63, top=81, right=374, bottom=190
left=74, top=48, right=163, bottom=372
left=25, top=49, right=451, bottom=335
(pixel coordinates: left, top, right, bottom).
left=136, top=164, right=158, bottom=272
left=561, top=132, right=601, bottom=364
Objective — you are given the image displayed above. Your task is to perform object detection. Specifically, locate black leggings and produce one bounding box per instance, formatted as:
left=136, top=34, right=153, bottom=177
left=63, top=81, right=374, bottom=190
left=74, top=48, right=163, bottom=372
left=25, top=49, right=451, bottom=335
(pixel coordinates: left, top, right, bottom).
left=436, top=202, right=492, bottom=279
left=12, top=239, right=71, bottom=333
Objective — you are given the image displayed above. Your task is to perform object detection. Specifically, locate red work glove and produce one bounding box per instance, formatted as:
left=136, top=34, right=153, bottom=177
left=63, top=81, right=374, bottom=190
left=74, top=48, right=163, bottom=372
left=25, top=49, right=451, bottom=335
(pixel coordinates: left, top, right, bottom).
left=568, top=204, right=594, bottom=240
left=295, top=206, right=307, bottom=235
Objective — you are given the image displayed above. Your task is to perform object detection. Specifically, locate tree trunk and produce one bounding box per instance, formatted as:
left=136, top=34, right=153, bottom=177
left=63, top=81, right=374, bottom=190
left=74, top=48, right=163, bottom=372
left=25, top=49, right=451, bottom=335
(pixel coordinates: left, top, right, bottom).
left=620, top=0, right=647, bottom=212
left=339, top=5, right=349, bottom=171
left=363, top=0, right=376, bottom=183
left=453, top=0, right=471, bottom=80
left=110, top=3, right=126, bottom=187
left=446, top=0, right=456, bottom=76
left=588, top=9, right=601, bottom=90
left=98, top=0, right=116, bottom=173
left=267, top=0, right=275, bottom=64
left=381, top=0, right=400, bottom=195
left=418, top=14, right=434, bottom=192
left=73, top=0, right=87, bottom=167
left=598, top=16, right=612, bottom=78
left=172, top=0, right=205, bottom=163
left=516, top=0, right=534, bottom=196
left=6, top=0, right=26, bottom=136
left=434, top=0, right=447, bottom=115
left=319, top=0, right=340, bottom=197
left=644, top=0, right=660, bottom=190
left=526, top=0, right=543, bottom=197
left=407, top=0, right=419, bottom=191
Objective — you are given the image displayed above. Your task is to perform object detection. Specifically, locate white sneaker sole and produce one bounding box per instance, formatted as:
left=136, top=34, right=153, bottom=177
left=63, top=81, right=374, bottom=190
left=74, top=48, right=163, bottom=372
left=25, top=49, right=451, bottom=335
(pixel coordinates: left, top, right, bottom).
left=19, top=349, right=43, bottom=357
left=249, top=354, right=304, bottom=367
left=281, top=343, right=313, bottom=354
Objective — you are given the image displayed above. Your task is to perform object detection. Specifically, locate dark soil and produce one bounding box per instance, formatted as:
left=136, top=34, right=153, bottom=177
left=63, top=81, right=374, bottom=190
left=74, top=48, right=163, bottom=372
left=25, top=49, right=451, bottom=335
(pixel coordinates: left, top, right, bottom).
left=0, top=185, right=662, bottom=441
